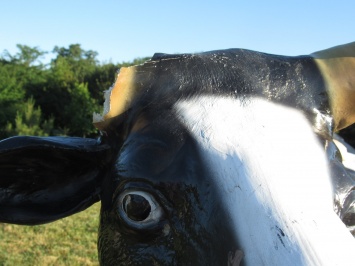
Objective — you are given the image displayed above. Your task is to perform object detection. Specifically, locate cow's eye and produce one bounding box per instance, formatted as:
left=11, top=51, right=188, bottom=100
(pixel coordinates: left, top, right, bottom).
left=118, top=190, right=163, bottom=229
left=122, top=194, right=151, bottom=221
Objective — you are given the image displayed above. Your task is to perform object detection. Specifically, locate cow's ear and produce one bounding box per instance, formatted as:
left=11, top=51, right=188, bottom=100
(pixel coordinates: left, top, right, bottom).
left=0, top=136, right=111, bottom=225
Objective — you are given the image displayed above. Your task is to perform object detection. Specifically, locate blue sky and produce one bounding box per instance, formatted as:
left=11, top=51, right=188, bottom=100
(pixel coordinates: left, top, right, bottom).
left=1, top=0, right=354, bottom=63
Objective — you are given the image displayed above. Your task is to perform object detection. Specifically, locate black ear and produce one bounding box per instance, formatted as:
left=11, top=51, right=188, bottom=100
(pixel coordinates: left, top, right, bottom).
left=0, top=136, right=110, bottom=225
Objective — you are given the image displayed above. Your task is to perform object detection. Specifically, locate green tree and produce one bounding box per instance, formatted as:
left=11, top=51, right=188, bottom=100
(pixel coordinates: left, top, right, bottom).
left=5, top=97, right=54, bottom=136
left=64, top=83, right=100, bottom=137
left=2, top=44, right=46, bottom=67
left=52, top=44, right=98, bottom=82
left=0, top=60, right=26, bottom=138
left=30, top=44, right=101, bottom=136
left=0, top=45, right=48, bottom=138
left=0, top=43, right=150, bottom=139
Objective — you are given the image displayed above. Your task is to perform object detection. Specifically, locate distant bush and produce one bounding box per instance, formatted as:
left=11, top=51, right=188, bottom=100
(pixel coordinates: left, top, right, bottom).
left=0, top=44, right=150, bottom=139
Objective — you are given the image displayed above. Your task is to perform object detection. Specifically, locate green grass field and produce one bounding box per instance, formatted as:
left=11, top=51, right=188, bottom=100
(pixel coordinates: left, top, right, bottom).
left=0, top=203, right=100, bottom=266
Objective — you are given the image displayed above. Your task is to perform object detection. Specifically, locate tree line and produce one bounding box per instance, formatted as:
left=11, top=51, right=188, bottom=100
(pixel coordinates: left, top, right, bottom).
left=0, top=44, right=149, bottom=139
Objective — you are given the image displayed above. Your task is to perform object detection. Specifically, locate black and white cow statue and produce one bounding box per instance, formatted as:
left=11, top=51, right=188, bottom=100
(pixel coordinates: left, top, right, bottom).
left=0, top=42, right=355, bottom=265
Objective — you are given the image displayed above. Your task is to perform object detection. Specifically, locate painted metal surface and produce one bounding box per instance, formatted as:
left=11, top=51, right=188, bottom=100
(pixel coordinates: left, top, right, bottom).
left=0, top=43, right=355, bottom=265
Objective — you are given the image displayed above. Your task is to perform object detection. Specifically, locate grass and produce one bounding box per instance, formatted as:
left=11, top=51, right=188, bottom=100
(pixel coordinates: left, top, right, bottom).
left=0, top=203, right=100, bottom=266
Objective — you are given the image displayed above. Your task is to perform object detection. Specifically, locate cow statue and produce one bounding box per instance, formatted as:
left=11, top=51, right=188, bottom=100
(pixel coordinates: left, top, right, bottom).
left=0, top=42, right=355, bottom=265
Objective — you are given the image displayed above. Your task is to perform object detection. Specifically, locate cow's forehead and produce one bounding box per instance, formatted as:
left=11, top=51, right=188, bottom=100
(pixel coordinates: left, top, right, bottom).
left=92, top=53, right=196, bottom=130
left=93, top=49, right=330, bottom=132
left=92, top=52, right=218, bottom=130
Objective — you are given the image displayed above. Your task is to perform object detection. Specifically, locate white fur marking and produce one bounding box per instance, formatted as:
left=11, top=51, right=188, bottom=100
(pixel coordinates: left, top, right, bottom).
left=175, top=96, right=355, bottom=265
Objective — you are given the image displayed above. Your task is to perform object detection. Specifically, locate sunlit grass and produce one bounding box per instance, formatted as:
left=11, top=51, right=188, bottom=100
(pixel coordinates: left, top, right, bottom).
left=0, top=203, right=100, bottom=266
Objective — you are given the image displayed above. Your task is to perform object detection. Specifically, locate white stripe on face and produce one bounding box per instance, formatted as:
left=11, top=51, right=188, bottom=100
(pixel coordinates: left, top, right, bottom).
left=174, top=96, right=355, bottom=265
